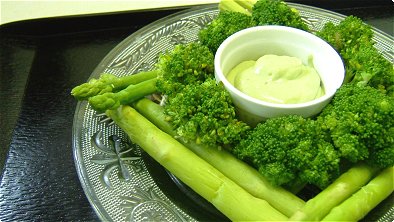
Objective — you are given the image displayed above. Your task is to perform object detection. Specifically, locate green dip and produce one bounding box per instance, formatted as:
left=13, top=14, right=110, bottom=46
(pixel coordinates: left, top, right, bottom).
left=226, top=54, right=324, bottom=104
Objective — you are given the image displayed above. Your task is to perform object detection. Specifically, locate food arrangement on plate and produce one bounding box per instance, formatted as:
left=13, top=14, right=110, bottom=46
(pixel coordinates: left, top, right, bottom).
left=72, top=0, right=394, bottom=221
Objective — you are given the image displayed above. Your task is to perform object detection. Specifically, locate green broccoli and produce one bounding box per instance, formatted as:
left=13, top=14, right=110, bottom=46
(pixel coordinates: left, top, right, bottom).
left=155, top=42, right=214, bottom=97
left=164, top=78, right=250, bottom=148
left=71, top=42, right=214, bottom=112
left=210, top=0, right=309, bottom=54
left=318, top=84, right=394, bottom=168
left=347, top=44, right=394, bottom=95
left=316, top=16, right=374, bottom=54
left=198, top=11, right=254, bottom=53
left=316, top=16, right=393, bottom=95
left=219, top=0, right=309, bottom=30
left=251, top=0, right=309, bottom=31
left=232, top=115, right=340, bottom=189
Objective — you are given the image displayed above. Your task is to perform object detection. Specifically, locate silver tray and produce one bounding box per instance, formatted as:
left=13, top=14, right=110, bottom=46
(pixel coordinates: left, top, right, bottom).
left=72, top=3, right=394, bottom=222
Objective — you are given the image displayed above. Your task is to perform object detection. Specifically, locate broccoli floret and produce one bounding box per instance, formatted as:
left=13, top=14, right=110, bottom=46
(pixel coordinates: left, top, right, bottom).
left=347, top=44, right=394, bottom=96
left=211, top=0, right=309, bottom=53
left=251, top=0, right=309, bottom=31
left=316, top=16, right=394, bottom=95
left=155, top=42, right=214, bottom=97
left=157, top=43, right=250, bottom=148
left=317, top=16, right=374, bottom=54
left=198, top=11, right=254, bottom=53
left=233, top=115, right=340, bottom=189
left=219, top=0, right=309, bottom=31
left=164, top=78, right=250, bottom=148
left=318, top=84, right=394, bottom=168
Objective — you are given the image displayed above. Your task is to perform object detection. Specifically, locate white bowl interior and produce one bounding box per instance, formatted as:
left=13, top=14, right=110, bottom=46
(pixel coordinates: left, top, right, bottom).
left=215, top=26, right=344, bottom=123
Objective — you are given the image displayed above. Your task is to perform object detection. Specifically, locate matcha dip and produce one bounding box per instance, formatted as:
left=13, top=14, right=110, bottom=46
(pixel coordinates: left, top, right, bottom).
left=226, top=54, right=324, bottom=104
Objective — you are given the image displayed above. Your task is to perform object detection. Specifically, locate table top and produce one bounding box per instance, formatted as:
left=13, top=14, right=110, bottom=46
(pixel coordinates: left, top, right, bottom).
left=0, top=1, right=393, bottom=221
left=0, top=0, right=219, bottom=25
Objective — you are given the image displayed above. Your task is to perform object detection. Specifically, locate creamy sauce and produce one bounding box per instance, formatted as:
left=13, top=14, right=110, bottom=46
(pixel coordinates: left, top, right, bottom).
left=227, top=55, right=324, bottom=104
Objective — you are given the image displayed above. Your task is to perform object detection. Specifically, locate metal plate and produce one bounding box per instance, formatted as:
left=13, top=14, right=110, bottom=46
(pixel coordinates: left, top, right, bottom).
left=72, top=4, right=394, bottom=222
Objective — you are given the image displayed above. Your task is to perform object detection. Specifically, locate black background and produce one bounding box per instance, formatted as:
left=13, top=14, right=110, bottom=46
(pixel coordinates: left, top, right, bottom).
left=1, top=1, right=393, bottom=221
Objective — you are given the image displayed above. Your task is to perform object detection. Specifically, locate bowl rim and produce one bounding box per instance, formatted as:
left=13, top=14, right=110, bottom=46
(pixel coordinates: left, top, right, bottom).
left=214, top=25, right=345, bottom=109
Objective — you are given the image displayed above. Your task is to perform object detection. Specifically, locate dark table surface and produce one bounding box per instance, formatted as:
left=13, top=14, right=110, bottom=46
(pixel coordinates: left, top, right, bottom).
left=0, top=1, right=393, bottom=221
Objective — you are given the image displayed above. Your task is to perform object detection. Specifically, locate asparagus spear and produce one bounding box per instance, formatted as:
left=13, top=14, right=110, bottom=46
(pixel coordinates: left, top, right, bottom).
left=289, top=163, right=380, bottom=221
left=322, top=166, right=394, bottom=221
left=71, top=70, right=158, bottom=100
left=88, top=78, right=157, bottom=112
left=233, top=0, right=256, bottom=12
left=106, top=105, right=288, bottom=221
left=133, top=98, right=305, bottom=217
left=219, top=0, right=252, bottom=15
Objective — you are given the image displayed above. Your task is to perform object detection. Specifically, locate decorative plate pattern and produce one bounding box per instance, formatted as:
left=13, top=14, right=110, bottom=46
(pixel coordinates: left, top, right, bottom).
left=72, top=4, right=394, bottom=222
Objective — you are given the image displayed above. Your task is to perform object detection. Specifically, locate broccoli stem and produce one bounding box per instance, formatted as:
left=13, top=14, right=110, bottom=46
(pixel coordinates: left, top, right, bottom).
left=106, top=105, right=288, bottom=221
left=133, top=98, right=305, bottom=217
left=71, top=70, right=158, bottom=100
left=88, top=78, right=157, bottom=113
left=289, top=163, right=379, bottom=221
left=322, top=166, right=394, bottom=221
